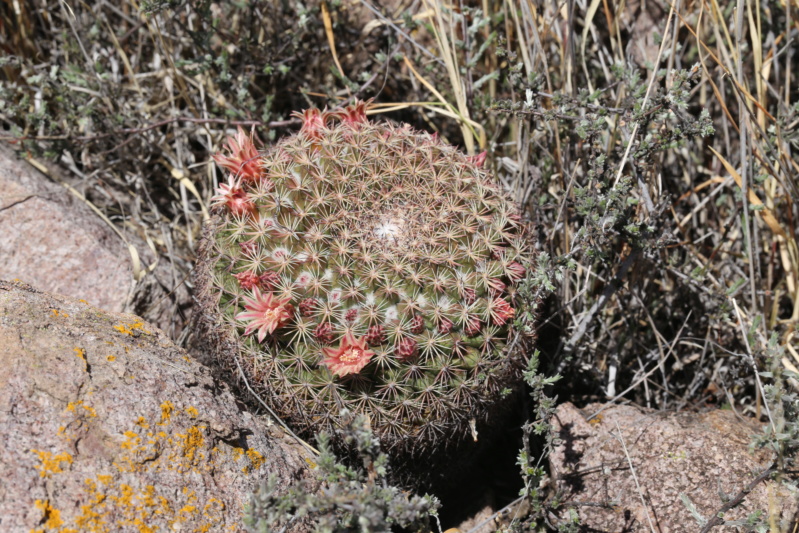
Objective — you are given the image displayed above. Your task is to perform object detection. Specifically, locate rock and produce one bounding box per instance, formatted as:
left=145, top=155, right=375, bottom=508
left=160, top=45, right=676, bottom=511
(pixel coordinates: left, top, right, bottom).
left=0, top=145, right=191, bottom=338
left=549, top=402, right=798, bottom=532
left=0, top=280, right=312, bottom=532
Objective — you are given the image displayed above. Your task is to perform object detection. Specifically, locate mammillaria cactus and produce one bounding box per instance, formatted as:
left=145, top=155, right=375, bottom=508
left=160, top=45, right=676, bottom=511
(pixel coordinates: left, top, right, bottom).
left=194, top=100, right=537, bottom=467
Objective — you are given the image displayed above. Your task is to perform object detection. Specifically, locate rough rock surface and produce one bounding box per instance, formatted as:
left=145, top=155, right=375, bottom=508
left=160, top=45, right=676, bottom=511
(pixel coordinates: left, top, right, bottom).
left=549, top=402, right=798, bottom=532
left=0, top=145, right=191, bottom=338
left=0, top=280, right=312, bottom=532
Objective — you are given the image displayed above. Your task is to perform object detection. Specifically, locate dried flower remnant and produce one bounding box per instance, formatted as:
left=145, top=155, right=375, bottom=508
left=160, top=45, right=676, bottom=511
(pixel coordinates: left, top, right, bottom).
left=235, top=288, right=294, bottom=342
left=322, top=332, right=375, bottom=377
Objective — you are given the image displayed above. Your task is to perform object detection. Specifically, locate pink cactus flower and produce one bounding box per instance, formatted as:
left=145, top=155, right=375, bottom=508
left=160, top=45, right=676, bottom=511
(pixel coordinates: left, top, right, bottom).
left=299, top=298, right=318, bottom=317
left=213, top=127, right=263, bottom=182
left=258, top=271, right=279, bottom=290
left=463, top=287, right=477, bottom=305
left=488, top=278, right=506, bottom=297
left=236, top=287, right=294, bottom=342
left=344, top=308, right=359, bottom=323
left=364, top=324, right=385, bottom=346
left=507, top=261, right=527, bottom=281
left=321, top=331, right=375, bottom=377
left=210, top=178, right=256, bottom=217
left=438, top=317, right=453, bottom=334
left=396, top=338, right=418, bottom=360
left=314, top=322, right=335, bottom=344
left=292, top=108, right=332, bottom=141
left=233, top=270, right=260, bottom=291
left=410, top=314, right=424, bottom=334
left=468, top=151, right=488, bottom=168
left=239, top=240, right=259, bottom=256
left=465, top=317, right=482, bottom=336
left=490, top=298, right=516, bottom=326
left=337, top=100, right=369, bottom=130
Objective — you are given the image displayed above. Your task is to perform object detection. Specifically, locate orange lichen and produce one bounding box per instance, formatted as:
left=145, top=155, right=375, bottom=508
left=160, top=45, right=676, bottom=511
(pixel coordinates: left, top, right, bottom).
left=33, top=499, right=64, bottom=529
left=50, top=309, right=69, bottom=317
left=106, top=355, right=116, bottom=362
left=31, top=449, right=73, bottom=478
left=78, top=299, right=89, bottom=304
left=112, top=320, right=150, bottom=336
left=158, top=401, right=174, bottom=425
left=178, top=426, right=206, bottom=465
left=242, top=449, right=266, bottom=473
left=246, top=449, right=265, bottom=469
left=120, top=431, right=141, bottom=451
left=36, top=398, right=267, bottom=531
left=66, top=400, right=97, bottom=418
left=73, top=347, right=87, bottom=371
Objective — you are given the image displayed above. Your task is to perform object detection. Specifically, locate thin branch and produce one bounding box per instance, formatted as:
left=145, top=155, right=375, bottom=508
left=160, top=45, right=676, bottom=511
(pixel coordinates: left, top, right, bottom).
left=698, top=464, right=775, bottom=533
left=0, top=116, right=300, bottom=144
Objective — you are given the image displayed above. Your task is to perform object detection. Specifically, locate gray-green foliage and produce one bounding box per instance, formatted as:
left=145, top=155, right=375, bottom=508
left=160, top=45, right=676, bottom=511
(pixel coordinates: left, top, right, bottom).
left=243, top=412, right=439, bottom=533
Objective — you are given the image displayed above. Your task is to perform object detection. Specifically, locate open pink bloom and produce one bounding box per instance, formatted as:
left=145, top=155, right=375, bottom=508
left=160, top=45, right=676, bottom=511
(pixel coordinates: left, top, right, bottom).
left=210, top=178, right=255, bottom=217
left=321, top=331, right=375, bottom=377
left=490, top=297, right=516, bottom=326
left=236, top=287, right=294, bottom=342
left=213, top=127, right=263, bottom=181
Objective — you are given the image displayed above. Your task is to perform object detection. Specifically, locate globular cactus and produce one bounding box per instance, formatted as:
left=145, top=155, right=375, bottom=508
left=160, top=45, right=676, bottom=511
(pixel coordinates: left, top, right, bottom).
left=195, top=101, right=536, bottom=462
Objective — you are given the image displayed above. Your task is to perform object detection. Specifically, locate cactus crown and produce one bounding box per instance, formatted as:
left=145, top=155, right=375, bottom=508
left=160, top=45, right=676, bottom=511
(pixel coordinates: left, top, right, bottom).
left=201, top=101, right=535, bottom=454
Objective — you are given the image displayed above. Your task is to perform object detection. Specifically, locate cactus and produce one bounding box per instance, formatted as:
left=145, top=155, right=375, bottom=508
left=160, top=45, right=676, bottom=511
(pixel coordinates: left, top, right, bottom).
left=195, top=101, right=537, bottom=461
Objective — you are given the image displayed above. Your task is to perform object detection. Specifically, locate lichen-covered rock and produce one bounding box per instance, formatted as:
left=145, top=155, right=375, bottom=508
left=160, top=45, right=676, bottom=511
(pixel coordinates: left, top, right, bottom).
left=549, top=402, right=799, bottom=532
left=0, top=280, right=311, bottom=532
left=0, top=145, right=191, bottom=338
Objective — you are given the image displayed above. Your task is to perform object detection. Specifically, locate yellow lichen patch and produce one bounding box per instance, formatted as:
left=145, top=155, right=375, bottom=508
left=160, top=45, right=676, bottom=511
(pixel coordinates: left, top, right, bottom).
left=231, top=447, right=244, bottom=461
left=158, top=401, right=174, bottom=425
left=112, top=320, right=150, bottom=336
left=66, top=400, right=97, bottom=418
left=50, top=309, right=69, bottom=318
left=33, top=499, right=64, bottom=529
left=106, top=355, right=116, bottom=362
left=31, top=449, right=73, bottom=478
left=74, top=347, right=87, bottom=371
left=32, top=404, right=250, bottom=531
left=246, top=449, right=265, bottom=471
left=78, top=299, right=89, bottom=304
left=203, top=498, right=225, bottom=521
left=178, top=426, right=206, bottom=465
left=120, top=430, right=141, bottom=451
